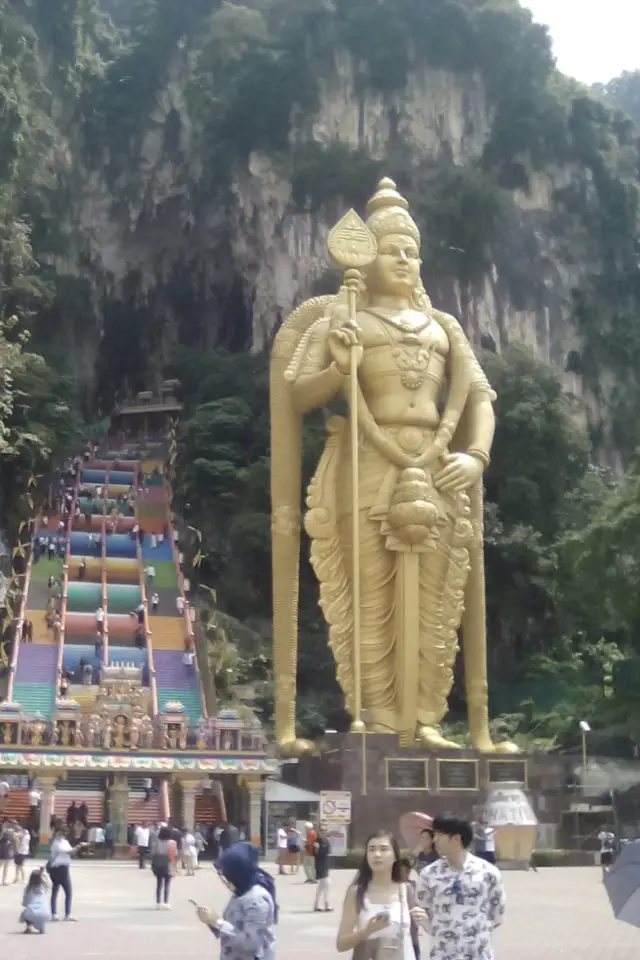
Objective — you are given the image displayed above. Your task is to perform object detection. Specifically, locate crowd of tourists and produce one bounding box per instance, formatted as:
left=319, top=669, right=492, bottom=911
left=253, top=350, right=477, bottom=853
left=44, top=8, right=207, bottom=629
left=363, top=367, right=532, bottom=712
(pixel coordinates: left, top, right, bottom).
left=190, top=814, right=504, bottom=960
left=2, top=795, right=510, bottom=960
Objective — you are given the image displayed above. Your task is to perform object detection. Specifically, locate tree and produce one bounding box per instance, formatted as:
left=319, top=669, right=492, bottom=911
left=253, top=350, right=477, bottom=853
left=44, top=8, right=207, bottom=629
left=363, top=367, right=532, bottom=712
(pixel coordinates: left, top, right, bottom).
left=595, top=71, right=640, bottom=127
left=0, top=314, right=81, bottom=535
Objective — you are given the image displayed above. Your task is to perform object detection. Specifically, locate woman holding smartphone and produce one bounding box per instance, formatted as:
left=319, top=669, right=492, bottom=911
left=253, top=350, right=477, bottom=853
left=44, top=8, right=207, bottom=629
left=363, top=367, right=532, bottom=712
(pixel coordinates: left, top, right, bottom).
left=195, top=842, right=276, bottom=960
left=337, top=831, right=426, bottom=960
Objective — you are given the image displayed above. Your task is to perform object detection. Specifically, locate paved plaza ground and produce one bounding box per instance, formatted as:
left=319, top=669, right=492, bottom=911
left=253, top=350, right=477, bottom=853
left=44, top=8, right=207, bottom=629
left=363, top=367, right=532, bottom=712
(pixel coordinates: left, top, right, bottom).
left=0, top=861, right=638, bottom=959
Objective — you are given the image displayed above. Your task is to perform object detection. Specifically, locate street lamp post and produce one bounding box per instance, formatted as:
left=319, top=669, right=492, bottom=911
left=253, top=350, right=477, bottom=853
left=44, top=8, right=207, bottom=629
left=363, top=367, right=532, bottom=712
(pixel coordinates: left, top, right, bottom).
left=579, top=720, right=591, bottom=778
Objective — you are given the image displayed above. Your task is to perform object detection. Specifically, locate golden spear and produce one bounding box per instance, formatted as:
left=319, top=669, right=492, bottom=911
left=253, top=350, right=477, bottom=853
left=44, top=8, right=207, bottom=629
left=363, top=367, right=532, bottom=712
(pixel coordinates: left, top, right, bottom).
left=327, top=210, right=377, bottom=736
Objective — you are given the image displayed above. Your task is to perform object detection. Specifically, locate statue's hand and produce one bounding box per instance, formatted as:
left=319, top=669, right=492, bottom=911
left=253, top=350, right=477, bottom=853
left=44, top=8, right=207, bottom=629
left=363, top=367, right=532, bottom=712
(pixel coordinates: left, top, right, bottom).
left=434, top=453, right=483, bottom=494
left=328, top=326, right=363, bottom=375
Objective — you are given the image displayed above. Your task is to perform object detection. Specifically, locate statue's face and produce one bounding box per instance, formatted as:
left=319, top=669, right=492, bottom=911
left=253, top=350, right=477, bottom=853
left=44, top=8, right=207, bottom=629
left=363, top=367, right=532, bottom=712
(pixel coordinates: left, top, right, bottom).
left=368, top=232, right=421, bottom=297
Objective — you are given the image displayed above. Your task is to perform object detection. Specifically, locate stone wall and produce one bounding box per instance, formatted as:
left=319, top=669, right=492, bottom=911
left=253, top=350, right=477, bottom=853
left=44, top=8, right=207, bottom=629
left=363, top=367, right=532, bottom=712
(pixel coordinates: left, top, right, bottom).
left=283, top=733, right=595, bottom=850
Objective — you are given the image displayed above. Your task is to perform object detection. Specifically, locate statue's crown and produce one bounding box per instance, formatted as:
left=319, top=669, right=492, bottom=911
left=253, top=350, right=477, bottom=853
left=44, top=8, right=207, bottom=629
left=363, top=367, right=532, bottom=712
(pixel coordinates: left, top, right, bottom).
left=366, top=177, right=420, bottom=246
left=366, top=177, right=409, bottom=215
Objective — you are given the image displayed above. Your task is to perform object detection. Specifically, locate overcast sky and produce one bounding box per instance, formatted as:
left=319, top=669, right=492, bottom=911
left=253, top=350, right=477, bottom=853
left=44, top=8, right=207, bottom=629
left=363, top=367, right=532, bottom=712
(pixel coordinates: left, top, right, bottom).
left=524, top=1, right=639, bottom=84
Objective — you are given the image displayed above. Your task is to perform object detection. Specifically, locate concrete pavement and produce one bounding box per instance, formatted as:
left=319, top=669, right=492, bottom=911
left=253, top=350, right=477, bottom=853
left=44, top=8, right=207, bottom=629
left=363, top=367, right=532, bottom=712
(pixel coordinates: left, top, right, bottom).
left=0, top=861, right=636, bottom=959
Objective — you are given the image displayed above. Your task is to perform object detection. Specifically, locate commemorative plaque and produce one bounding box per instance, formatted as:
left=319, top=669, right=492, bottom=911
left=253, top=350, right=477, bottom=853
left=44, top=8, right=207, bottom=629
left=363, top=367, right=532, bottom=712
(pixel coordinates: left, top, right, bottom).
left=437, top=759, right=478, bottom=791
left=385, top=758, right=428, bottom=791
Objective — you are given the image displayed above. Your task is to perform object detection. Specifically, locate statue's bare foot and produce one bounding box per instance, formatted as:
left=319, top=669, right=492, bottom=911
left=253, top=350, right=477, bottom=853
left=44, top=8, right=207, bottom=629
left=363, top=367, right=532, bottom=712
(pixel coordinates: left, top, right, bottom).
left=418, top=726, right=462, bottom=750
left=472, top=732, right=520, bottom=755
left=278, top=738, right=315, bottom=758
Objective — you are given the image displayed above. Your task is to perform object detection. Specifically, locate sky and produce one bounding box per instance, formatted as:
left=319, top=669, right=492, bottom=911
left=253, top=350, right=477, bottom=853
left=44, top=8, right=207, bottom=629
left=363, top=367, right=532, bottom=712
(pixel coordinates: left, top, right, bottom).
left=524, top=1, right=640, bottom=85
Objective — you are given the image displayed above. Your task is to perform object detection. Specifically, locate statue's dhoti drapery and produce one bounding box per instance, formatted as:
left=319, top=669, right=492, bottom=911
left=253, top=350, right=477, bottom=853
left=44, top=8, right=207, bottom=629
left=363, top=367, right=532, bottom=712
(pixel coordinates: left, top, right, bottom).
left=305, top=417, right=474, bottom=739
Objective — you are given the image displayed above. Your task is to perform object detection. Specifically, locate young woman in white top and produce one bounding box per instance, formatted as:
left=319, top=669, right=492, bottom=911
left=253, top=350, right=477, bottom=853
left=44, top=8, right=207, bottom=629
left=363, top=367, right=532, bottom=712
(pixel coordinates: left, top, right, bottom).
left=48, top=826, right=86, bottom=921
left=182, top=831, right=198, bottom=876
left=14, top=827, right=31, bottom=883
left=337, top=831, right=426, bottom=960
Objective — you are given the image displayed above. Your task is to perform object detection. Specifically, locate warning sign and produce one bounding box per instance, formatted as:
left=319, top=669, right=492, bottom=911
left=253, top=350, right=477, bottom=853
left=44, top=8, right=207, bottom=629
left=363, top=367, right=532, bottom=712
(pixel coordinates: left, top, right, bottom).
left=320, top=791, right=352, bottom=824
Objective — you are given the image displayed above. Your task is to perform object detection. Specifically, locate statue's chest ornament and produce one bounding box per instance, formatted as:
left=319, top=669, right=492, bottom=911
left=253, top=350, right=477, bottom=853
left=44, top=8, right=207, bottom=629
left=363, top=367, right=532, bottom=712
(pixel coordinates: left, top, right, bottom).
left=368, top=308, right=435, bottom=390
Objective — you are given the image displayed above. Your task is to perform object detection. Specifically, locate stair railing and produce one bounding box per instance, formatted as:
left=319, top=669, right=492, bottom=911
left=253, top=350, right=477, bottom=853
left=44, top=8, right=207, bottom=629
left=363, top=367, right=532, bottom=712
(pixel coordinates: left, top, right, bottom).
left=7, top=518, right=36, bottom=702
left=101, top=471, right=109, bottom=669
left=162, top=477, right=208, bottom=719
left=56, top=464, right=81, bottom=686
left=134, top=458, right=158, bottom=716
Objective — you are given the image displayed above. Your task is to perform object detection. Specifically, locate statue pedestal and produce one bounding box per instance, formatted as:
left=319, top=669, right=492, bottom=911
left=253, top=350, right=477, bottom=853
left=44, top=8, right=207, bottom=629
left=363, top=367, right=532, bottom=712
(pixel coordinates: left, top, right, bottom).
left=282, top=731, right=533, bottom=850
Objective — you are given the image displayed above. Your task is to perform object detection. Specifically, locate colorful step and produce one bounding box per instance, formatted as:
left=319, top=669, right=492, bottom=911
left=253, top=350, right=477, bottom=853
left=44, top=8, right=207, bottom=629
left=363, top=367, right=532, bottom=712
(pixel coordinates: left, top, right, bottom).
left=141, top=537, right=173, bottom=562
left=128, top=792, right=161, bottom=825
left=61, top=646, right=103, bottom=679
left=15, top=643, right=58, bottom=683
left=148, top=616, right=183, bottom=649
left=195, top=793, right=224, bottom=826
left=62, top=644, right=149, bottom=677
left=156, top=687, right=202, bottom=723
left=106, top=583, right=141, bottom=613
left=54, top=791, right=103, bottom=825
left=109, top=645, right=148, bottom=667
left=67, top=684, right=99, bottom=713
left=22, top=611, right=56, bottom=643
left=104, top=534, right=137, bottom=559
left=12, top=682, right=56, bottom=716
left=66, top=582, right=103, bottom=612
left=152, top=649, right=198, bottom=690
left=3, top=789, right=30, bottom=823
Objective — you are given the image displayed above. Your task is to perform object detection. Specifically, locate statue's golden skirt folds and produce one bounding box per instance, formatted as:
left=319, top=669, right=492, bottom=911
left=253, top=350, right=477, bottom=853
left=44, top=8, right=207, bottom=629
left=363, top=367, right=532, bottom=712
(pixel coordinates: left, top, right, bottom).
left=305, top=416, right=474, bottom=740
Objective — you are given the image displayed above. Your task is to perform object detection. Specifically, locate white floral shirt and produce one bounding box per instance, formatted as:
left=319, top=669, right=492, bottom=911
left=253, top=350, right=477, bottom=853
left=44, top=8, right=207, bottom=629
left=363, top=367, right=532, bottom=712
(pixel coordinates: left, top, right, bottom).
left=416, top=853, right=505, bottom=960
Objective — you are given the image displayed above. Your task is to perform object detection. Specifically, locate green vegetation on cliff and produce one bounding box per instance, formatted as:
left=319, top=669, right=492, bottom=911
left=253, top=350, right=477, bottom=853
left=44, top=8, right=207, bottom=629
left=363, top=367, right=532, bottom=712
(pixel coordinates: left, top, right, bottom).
left=169, top=345, right=640, bottom=753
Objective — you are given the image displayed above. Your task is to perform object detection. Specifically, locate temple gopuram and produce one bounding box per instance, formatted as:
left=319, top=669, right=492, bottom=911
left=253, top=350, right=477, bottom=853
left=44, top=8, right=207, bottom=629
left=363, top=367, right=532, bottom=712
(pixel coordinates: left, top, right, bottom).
left=0, top=384, right=276, bottom=852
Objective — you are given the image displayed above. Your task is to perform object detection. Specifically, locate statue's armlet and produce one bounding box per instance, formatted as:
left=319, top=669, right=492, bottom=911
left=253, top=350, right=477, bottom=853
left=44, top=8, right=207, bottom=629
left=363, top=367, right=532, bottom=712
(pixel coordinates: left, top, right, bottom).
left=288, top=320, right=345, bottom=413
left=438, top=310, right=496, bottom=402
left=438, top=311, right=495, bottom=457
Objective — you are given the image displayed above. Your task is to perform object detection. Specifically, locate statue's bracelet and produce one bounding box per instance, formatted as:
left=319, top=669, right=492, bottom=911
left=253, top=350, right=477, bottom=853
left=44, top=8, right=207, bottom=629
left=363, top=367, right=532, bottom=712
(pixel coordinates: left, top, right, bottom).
left=330, top=361, right=349, bottom=381
left=467, top=448, right=490, bottom=468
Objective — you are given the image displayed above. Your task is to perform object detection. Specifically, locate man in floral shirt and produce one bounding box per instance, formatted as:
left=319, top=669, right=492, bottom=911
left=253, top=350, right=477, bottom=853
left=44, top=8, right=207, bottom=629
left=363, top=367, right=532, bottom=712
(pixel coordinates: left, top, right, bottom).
left=415, top=814, right=505, bottom=960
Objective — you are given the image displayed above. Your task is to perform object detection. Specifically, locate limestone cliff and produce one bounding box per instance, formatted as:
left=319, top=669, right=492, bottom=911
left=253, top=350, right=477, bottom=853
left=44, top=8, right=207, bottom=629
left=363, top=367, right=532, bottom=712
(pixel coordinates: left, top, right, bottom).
left=18, top=2, right=639, bottom=463
left=56, top=57, right=593, bottom=441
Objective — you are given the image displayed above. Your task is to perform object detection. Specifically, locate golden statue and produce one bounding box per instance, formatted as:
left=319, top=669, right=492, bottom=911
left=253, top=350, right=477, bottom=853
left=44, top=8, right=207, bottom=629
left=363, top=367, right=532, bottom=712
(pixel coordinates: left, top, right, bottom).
left=60, top=721, right=70, bottom=747
left=270, top=177, right=516, bottom=755
left=114, top=715, right=126, bottom=749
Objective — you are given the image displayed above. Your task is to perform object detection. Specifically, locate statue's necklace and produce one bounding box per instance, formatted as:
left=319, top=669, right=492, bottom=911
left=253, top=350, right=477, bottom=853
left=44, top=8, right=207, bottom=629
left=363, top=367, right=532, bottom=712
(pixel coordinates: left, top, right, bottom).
left=366, top=307, right=432, bottom=344
left=366, top=308, right=433, bottom=390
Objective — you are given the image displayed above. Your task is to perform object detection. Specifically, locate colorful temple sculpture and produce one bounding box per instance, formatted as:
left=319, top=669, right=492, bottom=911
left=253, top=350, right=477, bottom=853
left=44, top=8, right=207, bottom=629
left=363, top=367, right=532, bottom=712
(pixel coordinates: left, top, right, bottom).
left=0, top=385, right=275, bottom=850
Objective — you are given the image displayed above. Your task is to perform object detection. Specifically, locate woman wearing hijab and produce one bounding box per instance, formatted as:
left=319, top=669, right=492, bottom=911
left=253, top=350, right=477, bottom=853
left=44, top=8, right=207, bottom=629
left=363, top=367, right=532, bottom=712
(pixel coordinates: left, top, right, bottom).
left=196, top=842, right=276, bottom=960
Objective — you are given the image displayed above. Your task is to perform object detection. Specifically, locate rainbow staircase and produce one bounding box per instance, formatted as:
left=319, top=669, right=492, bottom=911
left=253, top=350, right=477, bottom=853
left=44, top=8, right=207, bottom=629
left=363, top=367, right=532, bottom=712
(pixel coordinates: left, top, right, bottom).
left=13, top=645, right=58, bottom=715
left=10, top=438, right=205, bottom=734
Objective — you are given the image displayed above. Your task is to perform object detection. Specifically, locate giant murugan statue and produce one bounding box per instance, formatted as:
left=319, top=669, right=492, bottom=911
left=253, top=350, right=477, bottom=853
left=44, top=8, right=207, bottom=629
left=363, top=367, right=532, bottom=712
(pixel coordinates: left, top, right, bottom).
left=270, top=178, right=516, bottom=755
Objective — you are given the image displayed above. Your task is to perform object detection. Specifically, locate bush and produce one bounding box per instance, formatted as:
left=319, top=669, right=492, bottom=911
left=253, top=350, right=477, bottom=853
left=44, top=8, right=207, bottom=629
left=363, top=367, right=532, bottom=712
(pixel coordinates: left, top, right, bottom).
left=532, top=849, right=596, bottom=867
left=331, top=848, right=595, bottom=868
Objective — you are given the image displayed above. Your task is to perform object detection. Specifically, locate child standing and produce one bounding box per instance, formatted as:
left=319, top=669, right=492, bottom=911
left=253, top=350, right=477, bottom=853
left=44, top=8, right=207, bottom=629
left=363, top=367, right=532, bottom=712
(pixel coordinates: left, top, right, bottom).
left=20, top=869, right=50, bottom=934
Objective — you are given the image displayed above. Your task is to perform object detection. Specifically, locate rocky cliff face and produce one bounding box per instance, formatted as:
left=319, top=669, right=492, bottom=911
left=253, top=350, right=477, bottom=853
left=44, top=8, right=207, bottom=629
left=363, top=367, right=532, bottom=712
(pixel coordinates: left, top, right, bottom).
left=42, top=43, right=624, bottom=463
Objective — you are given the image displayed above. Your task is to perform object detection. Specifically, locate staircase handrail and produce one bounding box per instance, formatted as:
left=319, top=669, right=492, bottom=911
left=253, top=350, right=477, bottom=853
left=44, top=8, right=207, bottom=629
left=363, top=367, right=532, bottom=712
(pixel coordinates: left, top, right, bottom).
left=101, top=472, right=109, bottom=668
left=163, top=478, right=207, bottom=719
left=7, top=518, right=36, bottom=702
left=134, top=461, right=158, bottom=716
left=56, top=467, right=81, bottom=683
